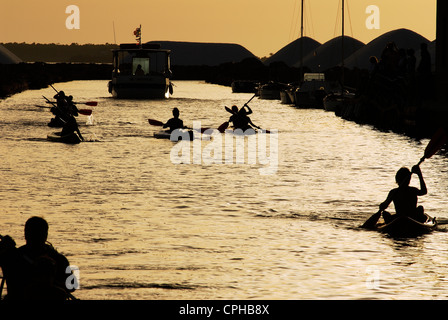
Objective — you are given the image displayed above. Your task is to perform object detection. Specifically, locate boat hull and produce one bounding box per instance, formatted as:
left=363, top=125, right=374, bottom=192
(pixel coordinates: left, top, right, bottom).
left=323, top=92, right=356, bottom=112
left=375, top=214, right=437, bottom=237
left=109, top=77, right=171, bottom=99
left=47, top=131, right=82, bottom=144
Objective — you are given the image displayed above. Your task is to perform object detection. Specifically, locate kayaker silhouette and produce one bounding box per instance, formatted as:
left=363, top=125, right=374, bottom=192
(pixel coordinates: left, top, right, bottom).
left=49, top=92, right=79, bottom=127
left=61, top=114, right=84, bottom=141
left=66, top=95, right=79, bottom=117
left=0, top=217, right=77, bottom=300
left=226, top=105, right=260, bottom=131
left=379, top=165, right=428, bottom=223
left=163, top=107, right=185, bottom=133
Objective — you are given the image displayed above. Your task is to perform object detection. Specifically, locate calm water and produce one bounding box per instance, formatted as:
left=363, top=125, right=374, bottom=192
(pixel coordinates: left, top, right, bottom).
left=1, top=80, right=448, bottom=300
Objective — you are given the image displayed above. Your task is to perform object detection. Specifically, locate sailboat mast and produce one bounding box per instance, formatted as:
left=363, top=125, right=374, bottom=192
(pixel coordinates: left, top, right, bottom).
left=300, top=0, right=304, bottom=81
left=341, top=0, right=345, bottom=89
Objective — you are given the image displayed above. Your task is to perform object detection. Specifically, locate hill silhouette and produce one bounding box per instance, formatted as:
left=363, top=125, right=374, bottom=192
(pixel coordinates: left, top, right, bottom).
left=295, top=36, right=365, bottom=72
left=344, top=28, right=431, bottom=70
left=148, top=41, right=258, bottom=66
left=264, top=37, right=321, bottom=67
left=1, top=42, right=258, bottom=66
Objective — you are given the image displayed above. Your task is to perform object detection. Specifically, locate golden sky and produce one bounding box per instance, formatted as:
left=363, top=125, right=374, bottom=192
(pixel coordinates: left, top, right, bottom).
left=0, top=0, right=437, bottom=57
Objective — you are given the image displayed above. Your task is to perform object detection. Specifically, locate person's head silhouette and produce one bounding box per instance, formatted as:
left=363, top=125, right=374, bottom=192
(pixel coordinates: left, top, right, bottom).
left=395, top=167, right=411, bottom=187
left=24, top=216, right=48, bottom=246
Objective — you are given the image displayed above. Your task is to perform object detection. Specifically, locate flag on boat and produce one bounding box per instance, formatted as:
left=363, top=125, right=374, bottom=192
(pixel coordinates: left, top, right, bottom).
left=134, top=25, right=141, bottom=45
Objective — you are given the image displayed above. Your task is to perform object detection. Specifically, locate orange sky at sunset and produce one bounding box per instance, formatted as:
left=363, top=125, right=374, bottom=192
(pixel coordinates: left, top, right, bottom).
left=0, top=0, right=437, bottom=57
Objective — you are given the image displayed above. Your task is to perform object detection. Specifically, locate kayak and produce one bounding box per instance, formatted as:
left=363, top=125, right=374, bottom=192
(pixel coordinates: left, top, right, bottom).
left=47, top=131, right=82, bottom=144
left=374, top=214, right=437, bottom=237
left=225, top=128, right=270, bottom=135
left=154, top=129, right=194, bottom=141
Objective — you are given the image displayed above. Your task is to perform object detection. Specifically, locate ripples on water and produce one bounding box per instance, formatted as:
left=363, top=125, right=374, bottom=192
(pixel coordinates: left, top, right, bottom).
left=1, top=80, right=448, bottom=300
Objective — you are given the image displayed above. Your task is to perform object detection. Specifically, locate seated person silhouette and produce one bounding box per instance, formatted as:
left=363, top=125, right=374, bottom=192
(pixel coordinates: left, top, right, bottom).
left=379, top=165, right=428, bottom=223
left=0, top=217, right=77, bottom=300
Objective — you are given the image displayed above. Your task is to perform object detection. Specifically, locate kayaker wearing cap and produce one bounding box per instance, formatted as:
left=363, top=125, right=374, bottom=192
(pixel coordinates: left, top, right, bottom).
left=379, top=165, right=428, bottom=223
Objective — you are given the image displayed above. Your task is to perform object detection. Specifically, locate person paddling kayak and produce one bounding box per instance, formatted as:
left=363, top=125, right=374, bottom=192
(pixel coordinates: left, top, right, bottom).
left=61, top=114, right=84, bottom=141
left=379, top=165, right=428, bottom=223
left=227, top=105, right=261, bottom=131
left=163, top=107, right=185, bottom=133
left=48, top=91, right=79, bottom=127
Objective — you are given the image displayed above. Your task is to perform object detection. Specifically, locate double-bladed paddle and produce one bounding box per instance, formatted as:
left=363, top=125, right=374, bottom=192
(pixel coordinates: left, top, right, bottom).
left=37, top=103, right=92, bottom=116
left=46, top=100, right=97, bottom=106
left=361, top=127, right=447, bottom=229
left=148, top=119, right=214, bottom=134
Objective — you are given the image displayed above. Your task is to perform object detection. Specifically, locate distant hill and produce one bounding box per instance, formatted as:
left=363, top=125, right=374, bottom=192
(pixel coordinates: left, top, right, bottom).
left=344, top=28, right=431, bottom=70
left=264, top=37, right=321, bottom=67
left=1, top=43, right=118, bottom=63
left=294, top=36, right=365, bottom=72
left=149, top=41, right=258, bottom=66
left=1, top=42, right=258, bottom=66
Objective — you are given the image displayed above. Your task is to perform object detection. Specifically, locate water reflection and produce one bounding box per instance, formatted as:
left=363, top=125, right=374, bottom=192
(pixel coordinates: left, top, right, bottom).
left=1, top=81, right=447, bottom=300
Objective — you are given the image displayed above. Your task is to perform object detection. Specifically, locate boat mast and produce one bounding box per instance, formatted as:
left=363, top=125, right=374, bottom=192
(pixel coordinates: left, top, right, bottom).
left=341, top=0, right=345, bottom=92
left=300, top=0, right=304, bottom=81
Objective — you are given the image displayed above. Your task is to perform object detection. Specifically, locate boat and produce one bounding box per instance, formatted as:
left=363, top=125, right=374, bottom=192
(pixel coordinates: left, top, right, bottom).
left=280, top=84, right=296, bottom=105
left=47, top=131, right=82, bottom=144
left=323, top=90, right=356, bottom=112
left=108, top=26, right=173, bottom=99
left=294, top=73, right=334, bottom=108
left=374, top=214, right=437, bottom=237
left=154, top=129, right=194, bottom=141
left=322, top=0, right=357, bottom=113
left=258, top=82, right=285, bottom=100
left=231, top=80, right=258, bottom=93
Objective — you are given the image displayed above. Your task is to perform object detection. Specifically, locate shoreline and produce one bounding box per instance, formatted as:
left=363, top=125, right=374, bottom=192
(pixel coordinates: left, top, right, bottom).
left=0, top=62, right=112, bottom=99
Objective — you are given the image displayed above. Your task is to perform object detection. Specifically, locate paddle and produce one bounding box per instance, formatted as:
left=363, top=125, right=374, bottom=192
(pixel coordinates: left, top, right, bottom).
left=148, top=119, right=214, bottom=134
left=361, top=210, right=383, bottom=229
left=217, top=121, right=229, bottom=133
left=243, top=93, right=257, bottom=107
left=49, top=84, right=97, bottom=106
left=361, top=128, right=447, bottom=229
left=417, top=127, right=447, bottom=165
left=217, top=121, right=271, bottom=134
left=148, top=119, right=164, bottom=126
left=77, top=101, right=97, bottom=106
left=37, top=105, right=92, bottom=116
left=47, top=100, right=97, bottom=107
